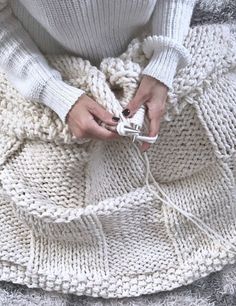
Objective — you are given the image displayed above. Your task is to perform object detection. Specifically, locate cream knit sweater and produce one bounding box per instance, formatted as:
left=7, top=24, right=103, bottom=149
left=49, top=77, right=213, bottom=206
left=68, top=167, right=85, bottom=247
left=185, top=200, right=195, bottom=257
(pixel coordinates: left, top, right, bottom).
left=0, top=0, right=196, bottom=123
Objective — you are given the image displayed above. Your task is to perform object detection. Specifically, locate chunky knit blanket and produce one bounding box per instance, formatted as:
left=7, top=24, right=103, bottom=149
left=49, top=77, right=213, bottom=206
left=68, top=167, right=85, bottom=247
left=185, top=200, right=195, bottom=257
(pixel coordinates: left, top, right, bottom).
left=0, top=23, right=236, bottom=299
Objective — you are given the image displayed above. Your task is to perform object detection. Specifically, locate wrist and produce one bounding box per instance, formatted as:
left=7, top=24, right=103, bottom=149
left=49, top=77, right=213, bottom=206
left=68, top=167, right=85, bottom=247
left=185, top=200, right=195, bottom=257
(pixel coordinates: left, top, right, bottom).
left=65, top=92, right=87, bottom=123
left=141, top=47, right=187, bottom=90
left=41, top=78, right=86, bottom=124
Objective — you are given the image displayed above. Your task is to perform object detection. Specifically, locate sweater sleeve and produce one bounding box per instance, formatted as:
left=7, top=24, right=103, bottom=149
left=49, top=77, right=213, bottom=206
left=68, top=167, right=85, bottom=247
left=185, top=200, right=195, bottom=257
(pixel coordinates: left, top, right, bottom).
left=141, top=0, right=196, bottom=90
left=0, top=0, right=86, bottom=124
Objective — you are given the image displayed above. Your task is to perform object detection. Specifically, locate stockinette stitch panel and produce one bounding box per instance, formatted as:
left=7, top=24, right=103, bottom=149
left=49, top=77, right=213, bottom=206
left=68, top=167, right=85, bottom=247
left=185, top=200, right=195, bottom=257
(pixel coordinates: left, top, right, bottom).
left=0, top=23, right=236, bottom=298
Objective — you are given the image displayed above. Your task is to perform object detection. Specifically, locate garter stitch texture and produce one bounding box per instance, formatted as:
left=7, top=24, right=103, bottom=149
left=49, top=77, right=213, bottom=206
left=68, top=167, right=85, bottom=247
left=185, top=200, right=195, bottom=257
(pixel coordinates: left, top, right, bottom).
left=0, top=23, right=236, bottom=298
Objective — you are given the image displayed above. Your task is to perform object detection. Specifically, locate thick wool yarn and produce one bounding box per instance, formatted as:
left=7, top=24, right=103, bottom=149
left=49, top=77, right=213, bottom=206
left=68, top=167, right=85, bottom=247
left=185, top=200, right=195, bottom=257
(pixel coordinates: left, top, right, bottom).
left=0, top=23, right=236, bottom=299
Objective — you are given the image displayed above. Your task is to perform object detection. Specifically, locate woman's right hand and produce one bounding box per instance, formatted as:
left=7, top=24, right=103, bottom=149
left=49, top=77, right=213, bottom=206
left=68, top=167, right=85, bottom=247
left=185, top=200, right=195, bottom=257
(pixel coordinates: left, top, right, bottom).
left=66, top=94, right=122, bottom=141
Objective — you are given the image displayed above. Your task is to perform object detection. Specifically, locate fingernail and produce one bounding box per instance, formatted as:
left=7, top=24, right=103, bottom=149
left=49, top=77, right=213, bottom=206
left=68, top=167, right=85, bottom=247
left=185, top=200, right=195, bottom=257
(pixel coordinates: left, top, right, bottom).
left=122, top=108, right=130, bottom=117
left=112, top=116, right=120, bottom=122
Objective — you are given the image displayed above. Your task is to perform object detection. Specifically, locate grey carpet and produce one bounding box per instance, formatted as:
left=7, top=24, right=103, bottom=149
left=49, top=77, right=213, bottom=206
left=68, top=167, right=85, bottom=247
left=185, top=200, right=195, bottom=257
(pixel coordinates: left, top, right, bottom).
left=1, top=264, right=236, bottom=306
left=0, top=0, right=236, bottom=305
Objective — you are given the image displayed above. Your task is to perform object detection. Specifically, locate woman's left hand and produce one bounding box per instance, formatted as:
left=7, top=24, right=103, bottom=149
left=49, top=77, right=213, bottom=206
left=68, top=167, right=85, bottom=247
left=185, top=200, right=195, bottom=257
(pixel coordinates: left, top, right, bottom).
left=122, top=75, right=168, bottom=153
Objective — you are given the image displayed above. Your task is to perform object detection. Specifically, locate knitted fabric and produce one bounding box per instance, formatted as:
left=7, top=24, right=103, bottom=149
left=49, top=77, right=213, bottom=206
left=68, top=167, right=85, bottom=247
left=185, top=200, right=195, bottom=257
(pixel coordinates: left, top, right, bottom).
left=0, top=23, right=236, bottom=299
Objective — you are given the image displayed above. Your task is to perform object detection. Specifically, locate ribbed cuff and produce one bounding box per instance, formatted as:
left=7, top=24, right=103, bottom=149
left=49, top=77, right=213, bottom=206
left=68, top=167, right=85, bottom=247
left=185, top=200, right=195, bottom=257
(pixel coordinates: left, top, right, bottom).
left=41, top=78, right=86, bottom=124
left=141, top=47, right=180, bottom=90
left=150, top=0, right=196, bottom=42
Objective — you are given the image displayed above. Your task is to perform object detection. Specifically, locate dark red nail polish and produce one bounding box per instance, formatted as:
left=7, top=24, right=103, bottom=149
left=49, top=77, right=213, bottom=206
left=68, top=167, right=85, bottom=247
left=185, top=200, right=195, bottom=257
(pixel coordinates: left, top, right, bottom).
left=112, top=116, right=120, bottom=122
left=122, top=108, right=130, bottom=117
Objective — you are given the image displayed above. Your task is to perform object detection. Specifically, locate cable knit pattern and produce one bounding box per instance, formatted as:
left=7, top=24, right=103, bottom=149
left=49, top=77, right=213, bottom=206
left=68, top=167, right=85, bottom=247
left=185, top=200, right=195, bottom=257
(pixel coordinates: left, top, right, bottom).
left=0, top=0, right=196, bottom=123
left=0, top=24, right=236, bottom=298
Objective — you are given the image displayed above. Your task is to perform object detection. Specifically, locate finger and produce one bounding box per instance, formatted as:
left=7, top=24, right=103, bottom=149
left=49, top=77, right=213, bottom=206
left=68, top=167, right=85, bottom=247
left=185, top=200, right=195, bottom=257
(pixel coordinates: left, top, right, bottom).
left=88, top=100, right=120, bottom=125
left=140, top=107, right=161, bottom=153
left=140, top=142, right=150, bottom=153
left=86, top=119, right=121, bottom=141
left=149, top=111, right=161, bottom=137
left=100, top=123, right=118, bottom=133
left=122, top=91, right=148, bottom=118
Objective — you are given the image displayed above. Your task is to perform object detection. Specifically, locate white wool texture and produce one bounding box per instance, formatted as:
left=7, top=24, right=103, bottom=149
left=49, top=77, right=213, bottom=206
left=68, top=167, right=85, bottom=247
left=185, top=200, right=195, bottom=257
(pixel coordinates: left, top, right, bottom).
left=0, top=23, right=236, bottom=299
left=197, top=0, right=232, bottom=10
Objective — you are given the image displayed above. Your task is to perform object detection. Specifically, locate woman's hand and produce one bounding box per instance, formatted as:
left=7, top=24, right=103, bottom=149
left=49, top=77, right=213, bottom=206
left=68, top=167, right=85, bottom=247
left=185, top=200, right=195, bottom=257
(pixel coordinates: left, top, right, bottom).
left=122, top=75, right=168, bottom=152
left=66, top=94, right=121, bottom=141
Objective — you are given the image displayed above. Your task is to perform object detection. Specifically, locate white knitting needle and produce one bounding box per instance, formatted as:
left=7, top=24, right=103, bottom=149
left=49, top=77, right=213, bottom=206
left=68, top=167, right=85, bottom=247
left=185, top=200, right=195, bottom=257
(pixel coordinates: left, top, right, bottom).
left=134, top=134, right=158, bottom=144
left=104, top=121, right=158, bottom=144
left=103, top=107, right=158, bottom=144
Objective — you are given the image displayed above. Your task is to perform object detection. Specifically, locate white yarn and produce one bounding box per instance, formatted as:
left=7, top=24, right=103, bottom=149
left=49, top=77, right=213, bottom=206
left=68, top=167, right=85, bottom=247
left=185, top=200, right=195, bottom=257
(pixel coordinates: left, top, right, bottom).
left=129, top=105, right=146, bottom=129
left=116, top=21, right=236, bottom=253
left=132, top=141, right=236, bottom=256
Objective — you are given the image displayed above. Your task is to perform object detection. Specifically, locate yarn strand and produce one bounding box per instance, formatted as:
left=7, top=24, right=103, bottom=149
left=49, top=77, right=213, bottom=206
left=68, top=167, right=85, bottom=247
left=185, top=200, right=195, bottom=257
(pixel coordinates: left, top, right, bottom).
left=132, top=141, right=236, bottom=256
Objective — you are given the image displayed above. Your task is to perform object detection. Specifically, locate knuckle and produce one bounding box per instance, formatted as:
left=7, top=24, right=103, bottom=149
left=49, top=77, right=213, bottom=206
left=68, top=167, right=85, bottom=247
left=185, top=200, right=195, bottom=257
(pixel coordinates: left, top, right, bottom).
left=75, top=130, right=85, bottom=139
left=88, top=104, right=97, bottom=113
left=137, top=87, right=150, bottom=99
left=78, top=123, right=91, bottom=136
left=85, top=125, right=94, bottom=135
left=149, top=129, right=158, bottom=138
left=141, top=92, right=151, bottom=100
left=102, top=112, right=111, bottom=122
left=129, top=101, right=142, bottom=113
left=79, top=123, right=87, bottom=132
left=108, top=132, right=119, bottom=139
left=150, top=103, right=165, bottom=118
left=159, top=106, right=166, bottom=116
left=104, top=131, right=117, bottom=140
